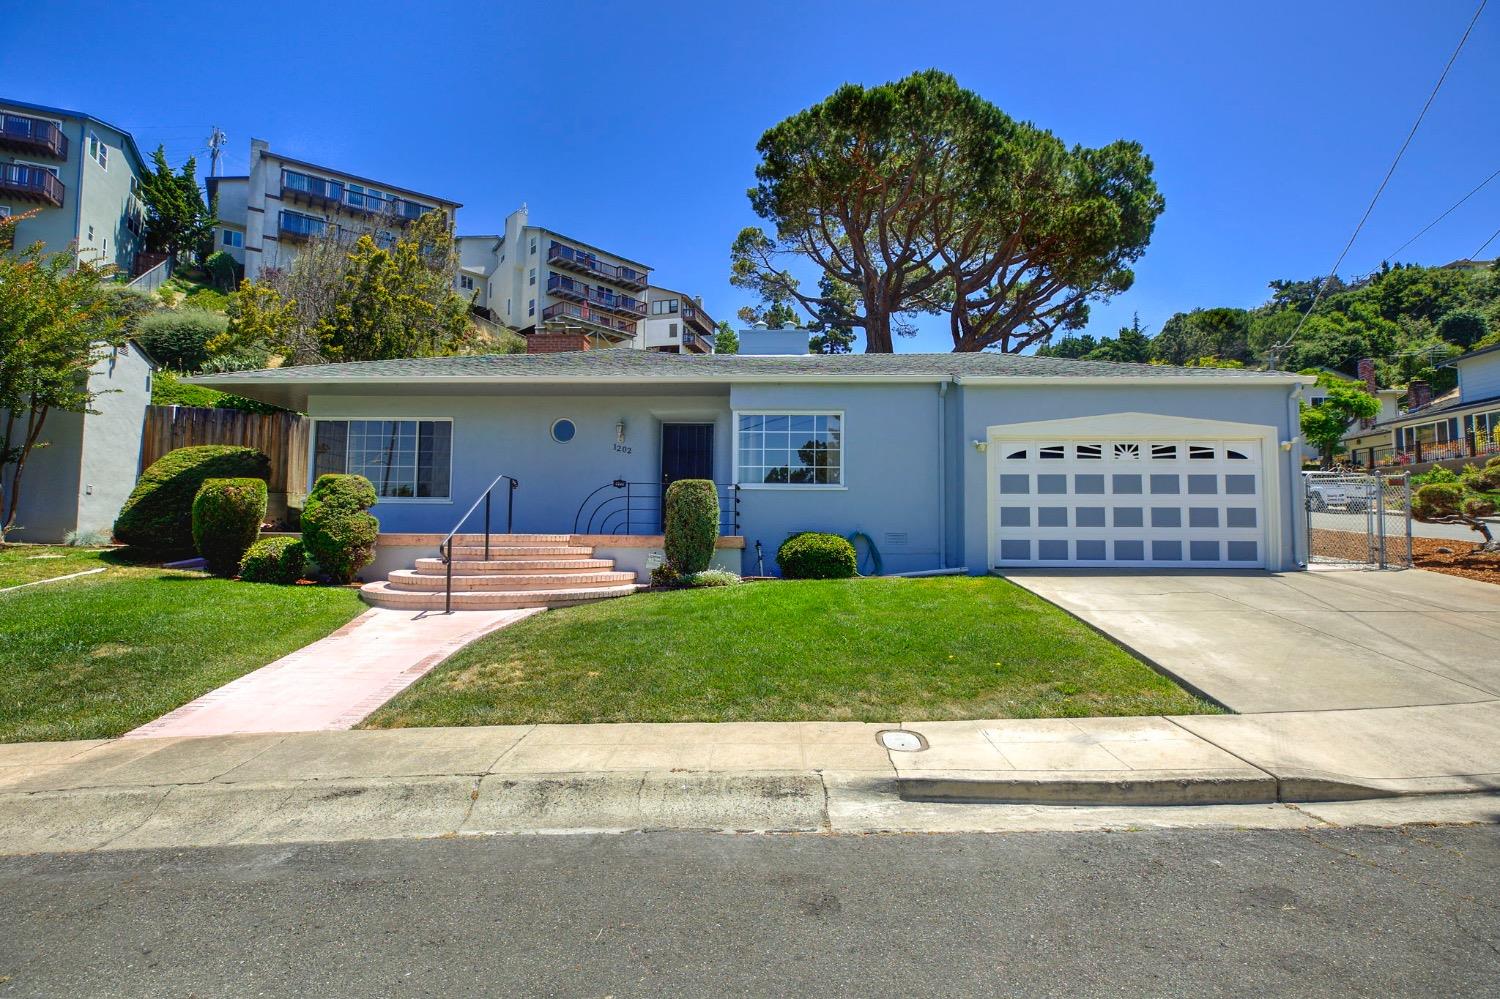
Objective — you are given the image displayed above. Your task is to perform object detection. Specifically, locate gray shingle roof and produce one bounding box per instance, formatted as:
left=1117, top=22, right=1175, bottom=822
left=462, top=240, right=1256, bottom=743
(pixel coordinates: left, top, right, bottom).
left=193, top=350, right=1304, bottom=385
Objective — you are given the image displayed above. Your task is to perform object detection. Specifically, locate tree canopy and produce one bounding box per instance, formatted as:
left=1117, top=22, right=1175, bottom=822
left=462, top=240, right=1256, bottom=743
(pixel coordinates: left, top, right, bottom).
left=1299, top=383, right=1380, bottom=466
left=731, top=70, right=1163, bottom=353
left=139, top=146, right=215, bottom=265
left=0, top=215, right=125, bottom=539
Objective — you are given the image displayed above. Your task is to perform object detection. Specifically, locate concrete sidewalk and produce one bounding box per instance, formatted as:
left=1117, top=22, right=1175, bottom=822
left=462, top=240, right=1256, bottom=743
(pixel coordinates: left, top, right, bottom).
left=2, top=703, right=1498, bottom=854
left=125, top=607, right=538, bottom=739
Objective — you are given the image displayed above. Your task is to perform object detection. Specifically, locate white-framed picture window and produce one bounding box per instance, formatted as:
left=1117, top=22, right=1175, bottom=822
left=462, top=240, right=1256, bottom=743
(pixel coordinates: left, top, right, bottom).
left=221, top=228, right=242, bottom=248
left=311, top=418, right=453, bottom=500
left=458, top=274, right=474, bottom=291
left=735, top=411, right=843, bottom=487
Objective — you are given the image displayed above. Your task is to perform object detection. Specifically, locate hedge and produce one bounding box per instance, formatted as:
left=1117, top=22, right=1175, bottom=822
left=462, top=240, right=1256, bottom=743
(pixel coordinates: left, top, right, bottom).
left=114, top=445, right=270, bottom=553
left=664, top=479, right=718, bottom=574
left=192, top=478, right=267, bottom=576
left=302, top=474, right=379, bottom=584
left=240, top=536, right=307, bottom=584
left=776, top=532, right=857, bottom=580
left=133, top=308, right=230, bottom=372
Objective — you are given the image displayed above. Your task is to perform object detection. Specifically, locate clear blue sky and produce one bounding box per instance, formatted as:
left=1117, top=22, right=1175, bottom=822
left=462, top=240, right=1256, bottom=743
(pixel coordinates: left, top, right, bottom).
left=7, top=1, right=1497, bottom=351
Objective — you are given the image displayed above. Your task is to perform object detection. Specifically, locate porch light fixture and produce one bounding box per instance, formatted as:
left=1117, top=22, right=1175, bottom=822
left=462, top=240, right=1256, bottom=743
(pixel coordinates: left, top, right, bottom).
left=616, top=419, right=626, bottom=444
left=972, top=439, right=988, bottom=453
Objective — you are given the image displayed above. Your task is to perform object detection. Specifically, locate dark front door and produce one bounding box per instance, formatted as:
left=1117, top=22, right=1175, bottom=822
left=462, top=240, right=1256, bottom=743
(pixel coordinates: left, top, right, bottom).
left=661, top=424, right=715, bottom=528
left=661, top=423, right=714, bottom=486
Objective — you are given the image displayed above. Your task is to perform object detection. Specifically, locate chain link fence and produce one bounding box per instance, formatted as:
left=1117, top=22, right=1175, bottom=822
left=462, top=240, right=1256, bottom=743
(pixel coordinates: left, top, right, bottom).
left=1305, top=470, right=1411, bottom=569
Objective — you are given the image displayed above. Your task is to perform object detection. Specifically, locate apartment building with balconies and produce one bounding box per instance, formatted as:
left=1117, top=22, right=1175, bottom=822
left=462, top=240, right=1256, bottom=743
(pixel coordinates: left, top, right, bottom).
left=456, top=205, right=651, bottom=347
left=216, top=138, right=461, bottom=281
left=0, top=98, right=147, bottom=274
left=637, top=286, right=715, bottom=353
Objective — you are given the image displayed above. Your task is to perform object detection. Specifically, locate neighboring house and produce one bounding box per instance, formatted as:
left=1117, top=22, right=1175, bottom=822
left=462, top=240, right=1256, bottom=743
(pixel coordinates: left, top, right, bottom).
left=637, top=287, right=714, bottom=354
left=456, top=205, right=651, bottom=348
left=195, top=348, right=1312, bottom=576
left=214, top=138, right=461, bottom=282
left=0, top=98, right=148, bottom=275
left=1, top=342, right=155, bottom=542
left=1343, top=343, right=1500, bottom=468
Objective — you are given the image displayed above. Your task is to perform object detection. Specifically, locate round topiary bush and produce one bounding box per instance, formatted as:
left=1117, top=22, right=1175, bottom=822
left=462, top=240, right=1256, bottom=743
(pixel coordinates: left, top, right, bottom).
left=301, top=474, right=379, bottom=584
left=192, top=478, right=267, bottom=576
left=776, top=532, right=858, bottom=580
left=240, top=536, right=307, bottom=584
left=114, top=445, right=270, bottom=554
left=664, top=479, right=719, bottom=575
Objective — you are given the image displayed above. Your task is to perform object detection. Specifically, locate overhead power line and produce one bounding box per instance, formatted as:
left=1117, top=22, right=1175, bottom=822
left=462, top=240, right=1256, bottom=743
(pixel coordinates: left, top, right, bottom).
left=1270, top=0, right=1487, bottom=366
left=1384, top=164, right=1500, bottom=261
left=1473, top=223, right=1500, bottom=260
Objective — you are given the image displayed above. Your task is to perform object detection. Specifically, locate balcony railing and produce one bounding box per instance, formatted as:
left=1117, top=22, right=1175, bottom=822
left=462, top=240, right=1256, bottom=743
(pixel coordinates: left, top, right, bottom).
left=540, top=301, right=637, bottom=337
left=278, top=209, right=332, bottom=241
left=281, top=169, right=344, bottom=206
left=281, top=169, right=437, bottom=224
left=547, top=241, right=649, bottom=290
left=0, top=163, right=64, bottom=207
left=546, top=273, right=646, bottom=316
left=682, top=303, right=715, bottom=333
left=0, top=113, right=68, bottom=159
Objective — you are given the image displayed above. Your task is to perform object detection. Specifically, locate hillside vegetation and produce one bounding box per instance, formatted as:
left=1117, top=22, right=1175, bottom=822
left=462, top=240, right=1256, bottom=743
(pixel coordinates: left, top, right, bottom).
left=1040, top=259, right=1500, bottom=393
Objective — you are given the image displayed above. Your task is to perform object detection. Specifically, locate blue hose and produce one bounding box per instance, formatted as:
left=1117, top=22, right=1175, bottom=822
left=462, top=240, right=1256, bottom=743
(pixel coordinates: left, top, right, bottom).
left=845, top=530, right=883, bottom=576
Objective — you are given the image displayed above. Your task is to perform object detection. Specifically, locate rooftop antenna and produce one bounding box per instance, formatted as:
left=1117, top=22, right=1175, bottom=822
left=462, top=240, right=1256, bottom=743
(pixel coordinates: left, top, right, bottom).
left=206, top=126, right=227, bottom=176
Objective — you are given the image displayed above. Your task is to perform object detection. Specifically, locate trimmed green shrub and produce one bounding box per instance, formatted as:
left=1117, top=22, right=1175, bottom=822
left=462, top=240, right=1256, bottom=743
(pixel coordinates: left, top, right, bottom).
left=114, top=445, right=270, bottom=553
left=776, top=532, right=858, bottom=580
left=192, top=478, right=267, bottom=575
left=683, top=568, right=741, bottom=587
left=301, top=474, right=379, bottom=584
left=134, top=308, right=230, bottom=371
left=204, top=250, right=240, bottom=291
left=240, top=536, right=307, bottom=584
left=663, top=479, right=718, bottom=574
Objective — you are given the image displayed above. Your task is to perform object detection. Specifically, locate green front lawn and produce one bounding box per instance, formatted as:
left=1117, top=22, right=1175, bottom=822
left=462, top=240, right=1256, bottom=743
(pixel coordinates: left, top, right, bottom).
left=0, top=545, right=117, bottom=589
left=364, top=576, right=1218, bottom=728
left=0, top=560, right=364, bottom=742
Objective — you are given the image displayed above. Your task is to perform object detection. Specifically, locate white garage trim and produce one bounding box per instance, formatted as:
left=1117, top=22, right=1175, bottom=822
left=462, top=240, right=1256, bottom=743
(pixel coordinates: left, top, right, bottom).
left=985, top=412, right=1284, bottom=570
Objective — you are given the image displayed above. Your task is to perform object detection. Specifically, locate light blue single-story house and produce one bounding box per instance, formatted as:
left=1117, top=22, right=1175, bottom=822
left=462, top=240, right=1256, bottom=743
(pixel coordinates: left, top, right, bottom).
left=196, top=342, right=1314, bottom=605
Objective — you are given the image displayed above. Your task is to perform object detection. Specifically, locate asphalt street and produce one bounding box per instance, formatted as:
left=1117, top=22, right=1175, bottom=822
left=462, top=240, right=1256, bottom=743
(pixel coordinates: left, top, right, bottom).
left=0, top=826, right=1496, bottom=998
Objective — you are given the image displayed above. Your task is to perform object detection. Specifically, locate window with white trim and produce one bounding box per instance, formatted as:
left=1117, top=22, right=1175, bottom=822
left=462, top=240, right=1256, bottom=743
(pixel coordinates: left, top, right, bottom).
left=737, top=413, right=842, bottom=486
left=311, top=419, right=452, bottom=499
left=221, top=228, right=242, bottom=248
left=458, top=274, right=474, bottom=290
left=88, top=131, right=107, bottom=170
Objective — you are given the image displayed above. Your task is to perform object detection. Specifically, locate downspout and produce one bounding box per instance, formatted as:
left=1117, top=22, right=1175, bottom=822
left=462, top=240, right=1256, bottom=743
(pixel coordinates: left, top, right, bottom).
left=1287, top=384, right=1305, bottom=567
left=937, top=379, right=950, bottom=569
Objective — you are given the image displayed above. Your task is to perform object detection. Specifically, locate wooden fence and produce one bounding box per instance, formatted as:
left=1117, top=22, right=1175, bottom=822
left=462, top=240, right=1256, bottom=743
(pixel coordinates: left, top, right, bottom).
left=141, top=406, right=309, bottom=517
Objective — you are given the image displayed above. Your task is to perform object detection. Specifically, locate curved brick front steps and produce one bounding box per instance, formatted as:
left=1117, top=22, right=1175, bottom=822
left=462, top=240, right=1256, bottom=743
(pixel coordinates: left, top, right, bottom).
left=360, top=534, right=647, bottom=610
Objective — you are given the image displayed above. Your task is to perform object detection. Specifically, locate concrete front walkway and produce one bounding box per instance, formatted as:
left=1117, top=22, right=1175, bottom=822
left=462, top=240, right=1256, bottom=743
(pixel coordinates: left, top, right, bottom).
left=125, top=608, right=539, bottom=739
left=1006, top=568, right=1500, bottom=712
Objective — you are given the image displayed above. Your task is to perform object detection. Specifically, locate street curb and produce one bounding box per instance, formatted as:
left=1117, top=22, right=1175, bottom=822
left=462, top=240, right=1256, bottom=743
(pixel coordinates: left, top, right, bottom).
left=896, top=772, right=1279, bottom=806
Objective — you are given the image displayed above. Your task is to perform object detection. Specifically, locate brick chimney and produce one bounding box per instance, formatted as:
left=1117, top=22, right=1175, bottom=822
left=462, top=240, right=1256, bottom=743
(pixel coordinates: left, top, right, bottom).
left=525, top=332, right=592, bottom=354
left=1407, top=379, right=1432, bottom=411
left=1357, top=358, right=1378, bottom=428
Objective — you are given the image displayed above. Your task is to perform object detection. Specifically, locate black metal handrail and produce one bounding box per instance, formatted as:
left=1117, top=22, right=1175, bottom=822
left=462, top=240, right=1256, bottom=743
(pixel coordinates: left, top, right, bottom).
left=437, top=472, right=519, bottom=614
left=573, top=480, right=740, bottom=537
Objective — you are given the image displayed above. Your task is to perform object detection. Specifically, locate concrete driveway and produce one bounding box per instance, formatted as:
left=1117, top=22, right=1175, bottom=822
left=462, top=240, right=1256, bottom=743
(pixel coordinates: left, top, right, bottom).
left=1005, top=568, right=1500, bottom=713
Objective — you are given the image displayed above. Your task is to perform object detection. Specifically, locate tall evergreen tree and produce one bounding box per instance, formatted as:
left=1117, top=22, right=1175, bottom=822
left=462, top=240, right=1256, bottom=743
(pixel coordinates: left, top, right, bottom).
left=139, top=147, right=215, bottom=265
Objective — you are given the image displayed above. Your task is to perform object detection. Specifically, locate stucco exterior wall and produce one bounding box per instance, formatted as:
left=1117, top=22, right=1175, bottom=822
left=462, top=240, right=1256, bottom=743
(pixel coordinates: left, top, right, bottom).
left=1, top=409, right=83, bottom=542
left=729, top=381, right=947, bottom=575
left=306, top=392, right=734, bottom=536
left=75, top=344, right=153, bottom=535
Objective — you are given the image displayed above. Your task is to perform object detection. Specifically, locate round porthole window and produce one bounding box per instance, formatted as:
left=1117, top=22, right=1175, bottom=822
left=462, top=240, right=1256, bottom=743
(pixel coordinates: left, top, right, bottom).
left=551, top=418, right=576, bottom=443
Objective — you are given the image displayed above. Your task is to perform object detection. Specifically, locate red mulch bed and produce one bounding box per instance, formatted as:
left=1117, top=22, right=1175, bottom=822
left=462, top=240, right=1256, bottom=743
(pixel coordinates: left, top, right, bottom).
left=1408, top=535, right=1500, bottom=586
left=1310, top=528, right=1500, bottom=585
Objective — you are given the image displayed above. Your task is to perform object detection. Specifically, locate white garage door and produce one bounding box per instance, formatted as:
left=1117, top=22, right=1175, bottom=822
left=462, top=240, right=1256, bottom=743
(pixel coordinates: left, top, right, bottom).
left=991, top=437, right=1266, bottom=568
